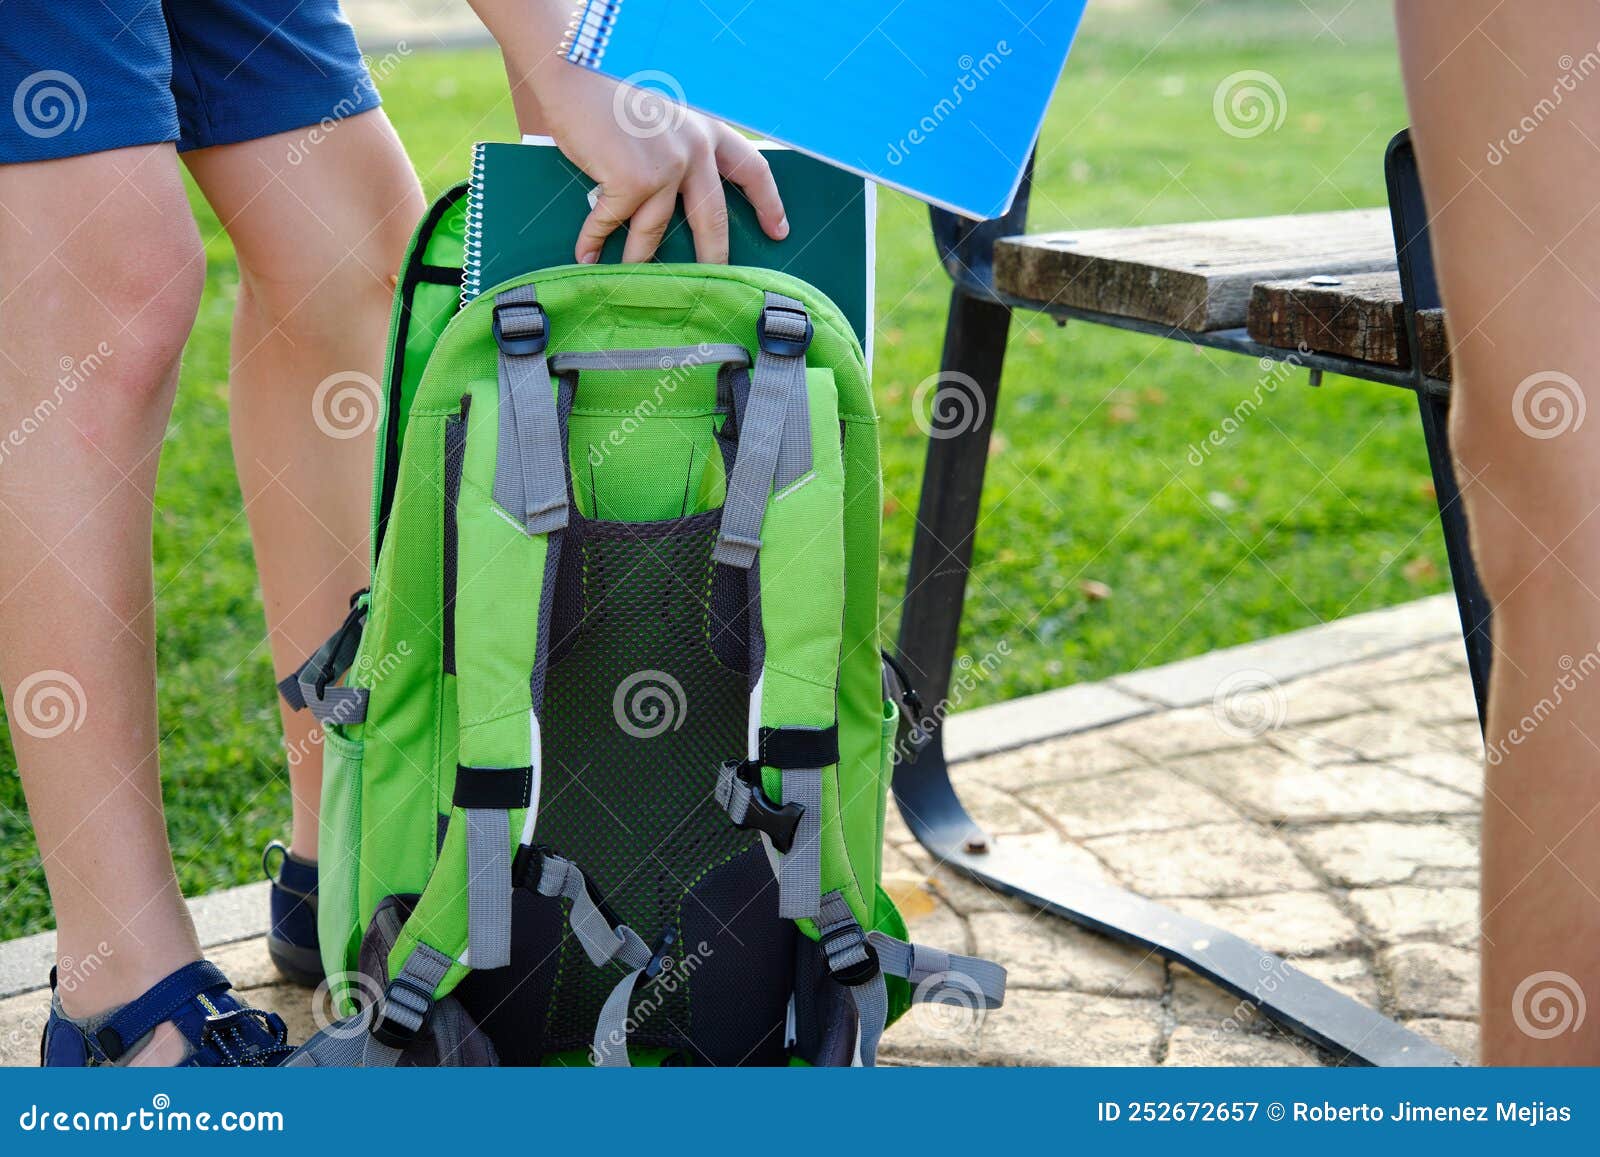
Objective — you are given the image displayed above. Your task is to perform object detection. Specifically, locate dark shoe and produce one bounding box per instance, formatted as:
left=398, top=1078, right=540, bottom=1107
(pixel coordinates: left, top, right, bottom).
left=264, top=840, right=323, bottom=987
left=40, top=960, right=294, bottom=1067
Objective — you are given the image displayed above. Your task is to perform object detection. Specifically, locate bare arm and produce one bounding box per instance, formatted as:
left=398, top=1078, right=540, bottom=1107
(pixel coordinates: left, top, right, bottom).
left=465, top=0, right=787, bottom=263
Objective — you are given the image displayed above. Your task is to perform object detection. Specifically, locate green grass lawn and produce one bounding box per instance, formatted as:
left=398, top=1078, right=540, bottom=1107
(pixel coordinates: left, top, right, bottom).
left=0, top=4, right=1448, bottom=938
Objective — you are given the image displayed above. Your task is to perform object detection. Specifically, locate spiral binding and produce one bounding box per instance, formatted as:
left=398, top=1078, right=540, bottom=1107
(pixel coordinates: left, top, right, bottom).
left=560, top=0, right=623, bottom=68
left=461, top=142, right=488, bottom=308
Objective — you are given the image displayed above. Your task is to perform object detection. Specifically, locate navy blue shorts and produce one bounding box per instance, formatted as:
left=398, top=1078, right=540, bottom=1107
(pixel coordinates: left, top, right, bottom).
left=1, top=0, right=381, bottom=163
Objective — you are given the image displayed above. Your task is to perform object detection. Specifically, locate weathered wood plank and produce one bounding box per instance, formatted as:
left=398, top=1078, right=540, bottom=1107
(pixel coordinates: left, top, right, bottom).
left=1416, top=309, right=1452, bottom=381
left=994, top=209, right=1396, bottom=331
left=1247, top=271, right=1407, bottom=366
left=1244, top=272, right=1453, bottom=381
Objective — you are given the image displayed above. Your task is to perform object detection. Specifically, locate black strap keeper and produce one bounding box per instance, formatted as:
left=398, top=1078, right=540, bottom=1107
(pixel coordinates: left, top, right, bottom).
left=758, top=723, right=839, bottom=769
left=453, top=764, right=533, bottom=809
left=493, top=300, right=548, bottom=356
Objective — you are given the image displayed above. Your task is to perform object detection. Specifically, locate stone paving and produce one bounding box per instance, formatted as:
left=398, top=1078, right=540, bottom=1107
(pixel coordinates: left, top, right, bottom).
left=0, top=597, right=1483, bottom=1066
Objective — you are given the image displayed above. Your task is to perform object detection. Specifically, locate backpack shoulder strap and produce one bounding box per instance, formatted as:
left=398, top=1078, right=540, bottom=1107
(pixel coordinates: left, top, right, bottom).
left=386, top=281, right=567, bottom=1007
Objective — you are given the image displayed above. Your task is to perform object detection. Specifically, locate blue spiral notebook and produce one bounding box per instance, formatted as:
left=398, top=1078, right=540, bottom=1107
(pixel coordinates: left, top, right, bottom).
left=563, top=0, right=1087, bottom=220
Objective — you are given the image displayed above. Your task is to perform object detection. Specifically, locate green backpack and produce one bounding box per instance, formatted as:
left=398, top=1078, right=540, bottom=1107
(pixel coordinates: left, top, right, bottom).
left=281, top=185, right=1006, bottom=1067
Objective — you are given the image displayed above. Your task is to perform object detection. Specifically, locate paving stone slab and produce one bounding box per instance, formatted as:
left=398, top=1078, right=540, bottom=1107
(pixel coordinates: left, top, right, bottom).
left=1109, top=595, right=1458, bottom=708
left=1346, top=885, right=1479, bottom=948
left=1024, top=767, right=1241, bottom=839
left=1088, top=822, right=1321, bottom=898
left=970, top=990, right=1164, bottom=1066
left=1386, top=751, right=1484, bottom=799
left=1163, top=1024, right=1322, bottom=1067
left=944, top=680, right=1152, bottom=762
left=1176, top=749, right=1475, bottom=823
left=1165, top=892, right=1364, bottom=958
left=1268, top=712, right=1463, bottom=766
left=969, top=910, right=1165, bottom=997
left=1380, top=942, right=1479, bottom=1019
left=1400, top=1016, right=1477, bottom=1061
left=1358, top=673, right=1479, bottom=725
left=1294, top=821, right=1478, bottom=888
left=952, top=732, right=1147, bottom=792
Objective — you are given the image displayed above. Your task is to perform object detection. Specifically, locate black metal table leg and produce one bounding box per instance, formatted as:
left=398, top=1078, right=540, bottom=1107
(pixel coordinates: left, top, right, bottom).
left=891, top=150, right=1460, bottom=1066
left=1387, top=129, right=1493, bottom=727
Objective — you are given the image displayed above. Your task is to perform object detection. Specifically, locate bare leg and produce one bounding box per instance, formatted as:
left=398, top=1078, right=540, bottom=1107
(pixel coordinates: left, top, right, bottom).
left=0, top=145, right=206, bottom=1063
left=182, top=111, right=425, bottom=860
left=1397, top=0, right=1600, bottom=1064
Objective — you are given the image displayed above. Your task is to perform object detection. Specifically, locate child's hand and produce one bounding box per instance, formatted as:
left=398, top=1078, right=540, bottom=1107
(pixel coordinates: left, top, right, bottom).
left=468, top=0, right=787, bottom=264
left=538, top=64, right=789, bottom=264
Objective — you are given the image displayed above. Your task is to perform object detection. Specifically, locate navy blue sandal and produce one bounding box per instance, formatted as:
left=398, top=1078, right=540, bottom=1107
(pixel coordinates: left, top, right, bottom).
left=40, top=960, right=294, bottom=1067
left=263, top=840, right=322, bottom=987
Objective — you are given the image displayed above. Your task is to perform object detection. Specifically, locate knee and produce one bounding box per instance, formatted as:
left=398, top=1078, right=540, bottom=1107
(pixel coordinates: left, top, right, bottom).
left=236, top=204, right=418, bottom=346
left=1449, top=384, right=1600, bottom=606
left=79, top=224, right=205, bottom=421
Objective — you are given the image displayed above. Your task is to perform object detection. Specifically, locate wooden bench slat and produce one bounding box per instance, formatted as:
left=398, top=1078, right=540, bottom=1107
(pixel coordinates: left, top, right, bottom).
left=994, top=209, right=1396, bottom=331
left=1245, top=271, right=1453, bottom=381
left=1248, top=271, right=1407, bottom=366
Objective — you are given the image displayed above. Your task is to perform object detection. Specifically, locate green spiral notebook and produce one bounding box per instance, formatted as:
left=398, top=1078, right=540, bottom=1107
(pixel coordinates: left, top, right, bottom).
left=462, top=136, right=875, bottom=358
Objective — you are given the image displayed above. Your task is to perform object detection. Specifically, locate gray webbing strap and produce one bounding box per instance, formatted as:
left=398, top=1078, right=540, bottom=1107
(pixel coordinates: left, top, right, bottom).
left=493, top=284, right=568, bottom=535
left=294, top=617, right=368, bottom=727
left=778, top=769, right=822, bottom=919
left=283, top=1015, right=373, bottom=1067
left=536, top=853, right=651, bottom=969
left=712, top=292, right=813, bottom=568
left=866, top=930, right=1007, bottom=1009
left=548, top=345, right=751, bottom=374
left=713, top=760, right=755, bottom=824
left=464, top=810, right=512, bottom=968
left=817, top=891, right=886, bottom=1067
left=343, top=943, right=454, bottom=1067
left=592, top=967, right=644, bottom=1067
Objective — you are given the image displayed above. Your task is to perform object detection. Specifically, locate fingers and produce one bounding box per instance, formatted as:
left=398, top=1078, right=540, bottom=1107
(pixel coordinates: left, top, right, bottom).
left=680, top=158, right=731, bottom=264
left=716, top=129, right=788, bottom=242
left=619, top=185, right=678, bottom=264
left=575, top=190, right=633, bottom=264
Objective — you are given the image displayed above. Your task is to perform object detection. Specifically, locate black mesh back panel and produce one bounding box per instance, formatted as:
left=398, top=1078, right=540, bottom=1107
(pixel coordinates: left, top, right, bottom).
left=522, top=506, right=790, bottom=1058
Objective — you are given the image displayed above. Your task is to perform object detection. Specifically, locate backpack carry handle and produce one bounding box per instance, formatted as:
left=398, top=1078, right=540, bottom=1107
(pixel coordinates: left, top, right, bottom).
left=547, top=344, right=751, bottom=376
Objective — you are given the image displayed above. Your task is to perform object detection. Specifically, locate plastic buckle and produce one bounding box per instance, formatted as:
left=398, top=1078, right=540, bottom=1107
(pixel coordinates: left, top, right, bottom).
left=370, top=976, right=431, bottom=1050
left=643, top=928, right=679, bottom=981
left=821, top=924, right=881, bottom=988
left=493, top=301, right=549, bottom=356
left=756, top=306, right=813, bottom=357
left=731, top=761, right=804, bottom=854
